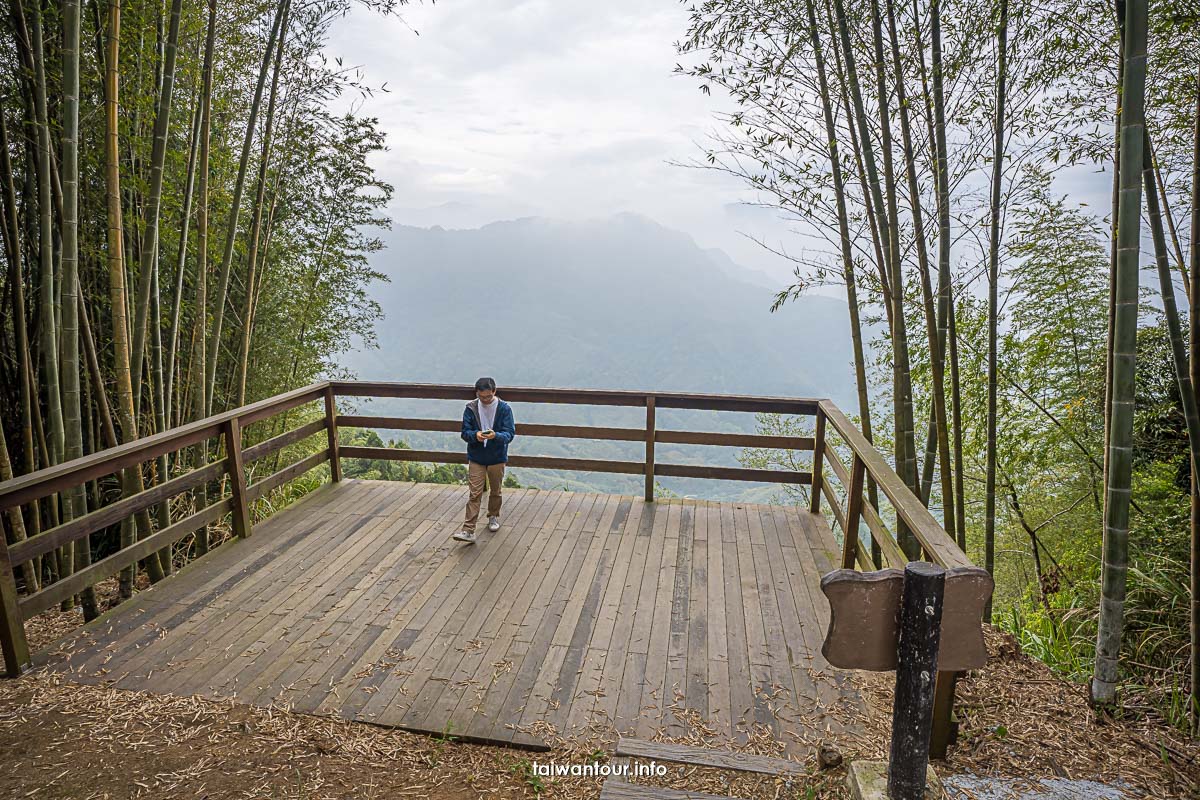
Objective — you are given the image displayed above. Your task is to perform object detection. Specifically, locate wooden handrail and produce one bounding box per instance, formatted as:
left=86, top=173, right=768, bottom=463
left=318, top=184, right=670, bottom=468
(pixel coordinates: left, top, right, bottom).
left=816, top=400, right=969, bottom=569
left=0, top=382, right=333, bottom=677
left=0, top=382, right=329, bottom=512
left=333, top=385, right=821, bottom=492
left=329, top=380, right=821, bottom=414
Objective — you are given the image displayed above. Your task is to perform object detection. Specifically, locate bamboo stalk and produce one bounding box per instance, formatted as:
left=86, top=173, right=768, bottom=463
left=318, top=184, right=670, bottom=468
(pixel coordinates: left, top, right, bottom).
left=1093, top=0, right=1147, bottom=708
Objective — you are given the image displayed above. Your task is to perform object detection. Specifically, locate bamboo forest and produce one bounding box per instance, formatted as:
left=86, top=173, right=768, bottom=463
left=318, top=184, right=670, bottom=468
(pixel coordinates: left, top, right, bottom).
left=0, top=0, right=1199, bottom=797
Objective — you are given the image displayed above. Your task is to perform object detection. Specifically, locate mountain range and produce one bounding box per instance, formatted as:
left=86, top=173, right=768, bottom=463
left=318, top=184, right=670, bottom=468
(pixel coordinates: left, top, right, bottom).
left=345, top=213, right=860, bottom=500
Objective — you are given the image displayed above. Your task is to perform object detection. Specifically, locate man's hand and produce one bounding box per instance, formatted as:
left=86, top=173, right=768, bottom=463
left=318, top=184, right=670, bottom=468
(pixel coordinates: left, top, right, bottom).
left=483, top=431, right=496, bottom=440
left=476, top=431, right=487, bottom=442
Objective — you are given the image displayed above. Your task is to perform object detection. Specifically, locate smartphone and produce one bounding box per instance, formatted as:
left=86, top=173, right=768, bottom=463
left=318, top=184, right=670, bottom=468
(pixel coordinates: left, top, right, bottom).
left=481, top=429, right=494, bottom=436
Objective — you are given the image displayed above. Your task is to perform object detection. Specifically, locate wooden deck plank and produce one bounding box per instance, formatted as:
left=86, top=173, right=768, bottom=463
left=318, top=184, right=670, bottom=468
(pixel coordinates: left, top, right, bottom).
left=136, top=513, right=368, bottom=696
left=495, top=492, right=603, bottom=742
left=636, top=497, right=677, bottom=740
left=615, top=736, right=807, bottom=775
left=586, top=492, right=645, bottom=732
left=405, top=490, right=558, bottom=735
left=549, top=498, right=620, bottom=736
left=36, top=480, right=863, bottom=757
left=223, top=513, right=415, bottom=704
left=107, top=507, right=365, bottom=689
left=320, top=489, right=480, bottom=712
left=364, top=488, right=546, bottom=727
left=663, top=502, right=694, bottom=736
left=704, top=502, right=731, bottom=741
left=594, top=498, right=648, bottom=732
left=52, top=487, right=353, bottom=680
left=514, top=494, right=609, bottom=740
left=685, top=511, right=709, bottom=721
left=721, top=535, right=753, bottom=744
left=446, top=493, right=577, bottom=737
left=748, top=509, right=799, bottom=712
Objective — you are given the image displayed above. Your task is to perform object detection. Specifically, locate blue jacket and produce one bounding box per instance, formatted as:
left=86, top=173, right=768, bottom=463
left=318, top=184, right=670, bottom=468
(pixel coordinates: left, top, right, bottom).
left=461, top=399, right=515, bottom=465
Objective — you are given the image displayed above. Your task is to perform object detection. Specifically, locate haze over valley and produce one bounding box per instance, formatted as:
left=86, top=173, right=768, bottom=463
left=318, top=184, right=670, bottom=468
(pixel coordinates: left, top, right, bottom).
left=347, top=213, right=860, bottom=499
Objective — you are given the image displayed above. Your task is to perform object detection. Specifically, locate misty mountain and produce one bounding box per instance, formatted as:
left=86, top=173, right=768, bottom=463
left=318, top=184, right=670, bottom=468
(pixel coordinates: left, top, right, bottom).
left=352, top=213, right=855, bottom=398
left=345, top=213, right=859, bottom=500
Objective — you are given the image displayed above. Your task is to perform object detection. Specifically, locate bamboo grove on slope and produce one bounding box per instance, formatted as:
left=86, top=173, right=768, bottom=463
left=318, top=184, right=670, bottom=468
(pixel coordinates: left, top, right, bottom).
left=681, top=0, right=1200, bottom=728
left=0, top=1, right=394, bottom=616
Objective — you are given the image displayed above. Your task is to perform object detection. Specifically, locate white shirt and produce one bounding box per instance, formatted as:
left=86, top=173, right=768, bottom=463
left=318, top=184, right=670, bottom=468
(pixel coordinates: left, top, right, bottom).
left=479, top=398, right=498, bottom=445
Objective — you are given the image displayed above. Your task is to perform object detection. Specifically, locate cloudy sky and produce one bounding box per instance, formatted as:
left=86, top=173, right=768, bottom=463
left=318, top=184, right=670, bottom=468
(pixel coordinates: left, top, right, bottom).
left=324, top=0, right=806, bottom=284
left=325, top=0, right=1119, bottom=291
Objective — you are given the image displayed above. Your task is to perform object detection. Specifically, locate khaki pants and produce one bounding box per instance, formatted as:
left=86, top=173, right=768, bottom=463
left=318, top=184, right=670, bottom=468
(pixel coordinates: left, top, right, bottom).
left=463, top=461, right=505, bottom=532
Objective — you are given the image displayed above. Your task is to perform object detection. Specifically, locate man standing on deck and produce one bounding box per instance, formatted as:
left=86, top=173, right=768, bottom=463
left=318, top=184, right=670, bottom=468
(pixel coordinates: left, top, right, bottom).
left=453, top=377, right=516, bottom=544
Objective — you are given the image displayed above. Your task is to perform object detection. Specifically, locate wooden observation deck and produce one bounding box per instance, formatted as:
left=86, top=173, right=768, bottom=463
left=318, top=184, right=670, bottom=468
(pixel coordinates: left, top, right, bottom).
left=0, top=382, right=970, bottom=757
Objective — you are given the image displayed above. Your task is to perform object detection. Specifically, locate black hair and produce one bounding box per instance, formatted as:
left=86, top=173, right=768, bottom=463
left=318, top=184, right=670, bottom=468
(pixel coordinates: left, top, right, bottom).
left=474, top=377, right=497, bottom=392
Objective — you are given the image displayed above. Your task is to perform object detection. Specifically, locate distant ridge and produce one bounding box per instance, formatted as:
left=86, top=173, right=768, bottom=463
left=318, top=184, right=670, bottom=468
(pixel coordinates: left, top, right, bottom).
left=352, top=213, right=858, bottom=404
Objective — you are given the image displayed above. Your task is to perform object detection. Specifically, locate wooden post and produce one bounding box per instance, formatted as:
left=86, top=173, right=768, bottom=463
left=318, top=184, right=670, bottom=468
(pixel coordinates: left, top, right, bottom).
left=645, top=395, right=656, bottom=502
left=841, top=454, right=865, bottom=569
left=810, top=406, right=826, bottom=514
left=224, top=417, right=252, bottom=539
left=325, top=385, right=342, bottom=483
left=0, top=534, right=31, bottom=677
left=930, top=670, right=959, bottom=758
left=889, top=562, right=946, bottom=800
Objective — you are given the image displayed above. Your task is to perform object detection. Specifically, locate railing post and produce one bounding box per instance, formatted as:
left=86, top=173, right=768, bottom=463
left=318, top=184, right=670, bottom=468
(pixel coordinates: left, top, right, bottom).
left=930, top=670, right=959, bottom=758
left=810, top=405, right=826, bottom=514
left=841, top=454, right=865, bottom=569
left=889, top=562, right=945, bottom=800
left=0, top=534, right=31, bottom=677
left=224, top=417, right=252, bottom=540
left=644, top=395, right=656, bottom=502
left=325, top=385, right=342, bottom=483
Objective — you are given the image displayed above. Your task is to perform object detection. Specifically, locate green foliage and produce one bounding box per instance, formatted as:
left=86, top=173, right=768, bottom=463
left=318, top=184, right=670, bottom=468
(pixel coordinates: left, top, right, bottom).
left=508, top=758, right=545, bottom=796
left=337, top=428, right=523, bottom=488
left=737, top=412, right=814, bottom=506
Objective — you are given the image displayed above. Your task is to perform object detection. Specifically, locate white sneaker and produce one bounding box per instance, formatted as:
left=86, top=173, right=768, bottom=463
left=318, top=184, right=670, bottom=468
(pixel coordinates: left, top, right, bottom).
left=452, top=530, right=477, bottom=544
left=487, top=516, right=501, bottom=532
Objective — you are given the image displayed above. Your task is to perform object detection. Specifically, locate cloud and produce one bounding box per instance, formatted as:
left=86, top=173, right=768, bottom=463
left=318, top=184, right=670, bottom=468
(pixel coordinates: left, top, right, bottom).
left=323, top=0, right=811, bottom=283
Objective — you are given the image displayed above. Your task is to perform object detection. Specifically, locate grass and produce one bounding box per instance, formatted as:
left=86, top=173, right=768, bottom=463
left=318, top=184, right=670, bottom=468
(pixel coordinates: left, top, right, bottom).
left=999, top=552, right=1199, bottom=733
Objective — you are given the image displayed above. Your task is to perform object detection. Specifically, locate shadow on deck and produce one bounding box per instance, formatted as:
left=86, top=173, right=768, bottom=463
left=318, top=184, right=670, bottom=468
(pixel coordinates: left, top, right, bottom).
left=37, top=479, right=865, bottom=754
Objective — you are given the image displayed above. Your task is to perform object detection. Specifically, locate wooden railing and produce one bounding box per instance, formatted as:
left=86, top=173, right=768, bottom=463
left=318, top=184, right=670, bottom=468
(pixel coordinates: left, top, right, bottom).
left=0, top=381, right=971, bottom=687
left=811, top=400, right=969, bottom=571
left=0, top=382, right=334, bottom=677
left=329, top=381, right=818, bottom=501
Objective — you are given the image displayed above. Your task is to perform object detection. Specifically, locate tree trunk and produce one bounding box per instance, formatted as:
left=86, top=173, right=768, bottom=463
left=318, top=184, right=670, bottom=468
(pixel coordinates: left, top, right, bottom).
left=0, top=420, right=38, bottom=593
left=948, top=290, right=967, bottom=550
left=103, top=0, right=165, bottom=595
left=166, top=87, right=203, bottom=428
left=929, top=0, right=957, bottom=549
left=802, top=0, right=875, bottom=559
left=206, top=0, right=289, bottom=413
left=984, top=0, right=1009, bottom=621
left=237, top=0, right=290, bottom=406
left=129, top=0, right=184, bottom=408
left=866, top=0, right=920, bottom=556
left=1188, top=61, right=1200, bottom=733
left=1102, top=0, right=1128, bottom=536
left=884, top=0, right=953, bottom=543
left=62, top=0, right=98, bottom=619
left=0, top=110, right=42, bottom=562
left=1092, top=0, right=1147, bottom=708
left=191, top=0, right=219, bottom=556
left=24, top=0, right=72, bottom=601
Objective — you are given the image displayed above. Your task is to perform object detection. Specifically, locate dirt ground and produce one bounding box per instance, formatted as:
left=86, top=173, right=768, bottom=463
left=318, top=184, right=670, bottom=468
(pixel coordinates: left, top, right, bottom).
left=3, top=594, right=1199, bottom=799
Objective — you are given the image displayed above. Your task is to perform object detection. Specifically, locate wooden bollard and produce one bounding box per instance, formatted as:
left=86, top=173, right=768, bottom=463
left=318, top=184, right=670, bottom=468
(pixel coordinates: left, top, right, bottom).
left=821, top=563, right=991, bottom=799
left=888, top=562, right=946, bottom=800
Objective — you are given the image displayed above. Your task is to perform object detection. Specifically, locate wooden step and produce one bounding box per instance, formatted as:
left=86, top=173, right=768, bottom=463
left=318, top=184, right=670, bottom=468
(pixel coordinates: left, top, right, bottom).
left=615, top=736, right=808, bottom=776
left=599, top=780, right=746, bottom=800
